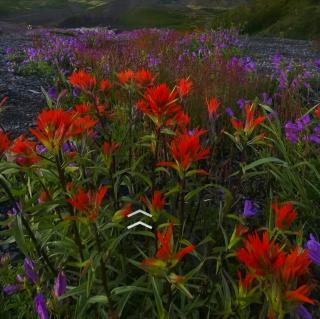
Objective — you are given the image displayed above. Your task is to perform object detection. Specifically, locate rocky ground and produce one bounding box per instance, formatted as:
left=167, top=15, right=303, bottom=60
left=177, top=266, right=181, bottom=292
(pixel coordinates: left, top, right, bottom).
left=0, top=24, right=47, bottom=136
left=0, top=24, right=319, bottom=135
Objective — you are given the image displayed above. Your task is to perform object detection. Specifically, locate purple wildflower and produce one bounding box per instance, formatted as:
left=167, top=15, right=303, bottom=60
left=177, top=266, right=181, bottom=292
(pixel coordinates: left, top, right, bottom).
left=24, top=258, right=38, bottom=284
left=315, top=59, right=320, bottom=69
left=188, top=128, right=197, bottom=136
left=53, top=271, right=67, bottom=298
left=237, top=98, right=246, bottom=110
left=72, top=88, right=81, bottom=97
left=34, top=294, right=49, bottom=319
left=8, top=202, right=22, bottom=216
left=225, top=107, right=234, bottom=117
left=297, top=114, right=311, bottom=128
left=36, top=144, right=47, bottom=155
left=2, top=284, right=23, bottom=295
left=304, top=135, right=320, bottom=144
left=285, top=121, right=299, bottom=143
left=295, top=305, right=312, bottom=319
left=261, top=93, right=272, bottom=105
left=306, top=234, right=320, bottom=265
left=62, top=141, right=76, bottom=153
left=47, top=87, right=57, bottom=100
left=242, top=200, right=257, bottom=218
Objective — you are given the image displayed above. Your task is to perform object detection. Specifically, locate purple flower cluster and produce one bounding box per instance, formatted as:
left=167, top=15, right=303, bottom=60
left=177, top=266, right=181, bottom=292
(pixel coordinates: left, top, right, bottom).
left=271, top=53, right=311, bottom=92
left=306, top=234, right=320, bottom=265
left=285, top=114, right=320, bottom=144
left=2, top=257, right=67, bottom=319
left=285, top=114, right=311, bottom=143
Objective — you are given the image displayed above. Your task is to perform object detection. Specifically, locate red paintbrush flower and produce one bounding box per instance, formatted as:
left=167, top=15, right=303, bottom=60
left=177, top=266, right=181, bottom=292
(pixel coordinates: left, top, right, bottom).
left=30, top=109, right=96, bottom=153
left=117, top=69, right=134, bottom=84
left=230, top=118, right=243, bottom=130
left=236, top=231, right=285, bottom=277
left=272, top=202, right=297, bottom=230
left=112, top=203, right=132, bottom=222
left=136, top=83, right=189, bottom=128
left=74, top=103, right=91, bottom=114
left=141, top=191, right=166, bottom=212
left=103, top=142, right=119, bottom=157
left=134, top=69, right=155, bottom=87
left=207, top=97, right=220, bottom=118
left=142, top=223, right=195, bottom=269
left=238, top=270, right=255, bottom=293
left=244, top=104, right=265, bottom=133
left=11, top=136, right=39, bottom=166
left=176, top=78, right=192, bottom=98
left=99, top=79, right=112, bottom=92
left=279, top=247, right=311, bottom=284
left=158, top=129, right=209, bottom=174
left=286, top=284, right=315, bottom=305
left=230, top=104, right=265, bottom=134
left=0, top=131, right=10, bottom=156
left=315, top=106, right=320, bottom=118
left=151, top=191, right=166, bottom=211
left=69, top=70, right=96, bottom=91
left=67, top=186, right=108, bottom=221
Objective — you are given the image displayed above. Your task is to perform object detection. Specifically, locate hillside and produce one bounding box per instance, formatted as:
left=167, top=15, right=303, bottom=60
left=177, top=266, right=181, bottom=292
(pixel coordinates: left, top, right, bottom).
left=0, top=0, right=319, bottom=39
left=214, top=0, right=320, bottom=39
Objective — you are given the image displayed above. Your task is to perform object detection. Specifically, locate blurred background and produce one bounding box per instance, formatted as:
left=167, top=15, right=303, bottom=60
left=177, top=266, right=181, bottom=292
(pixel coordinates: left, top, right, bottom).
left=0, top=0, right=319, bottom=39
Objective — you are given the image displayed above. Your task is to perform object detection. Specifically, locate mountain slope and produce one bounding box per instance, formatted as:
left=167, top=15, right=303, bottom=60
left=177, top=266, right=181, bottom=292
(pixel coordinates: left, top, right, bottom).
left=213, top=0, right=320, bottom=39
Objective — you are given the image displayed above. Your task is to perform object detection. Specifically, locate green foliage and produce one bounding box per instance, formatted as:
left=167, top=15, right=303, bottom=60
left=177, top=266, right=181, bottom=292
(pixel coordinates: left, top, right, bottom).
left=213, top=0, right=320, bottom=39
left=17, top=62, right=55, bottom=77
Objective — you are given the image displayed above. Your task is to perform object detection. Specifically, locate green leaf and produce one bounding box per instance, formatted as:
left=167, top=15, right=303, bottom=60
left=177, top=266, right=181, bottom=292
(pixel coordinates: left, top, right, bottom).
left=112, top=286, right=152, bottom=296
left=87, top=295, right=109, bottom=304
left=242, top=157, right=286, bottom=173
left=151, top=277, right=166, bottom=319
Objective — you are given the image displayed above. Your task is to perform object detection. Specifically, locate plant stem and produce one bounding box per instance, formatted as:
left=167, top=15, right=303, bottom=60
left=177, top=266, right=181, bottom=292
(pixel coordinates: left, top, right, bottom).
left=92, top=223, right=118, bottom=318
left=55, top=154, right=84, bottom=261
left=178, top=176, right=186, bottom=223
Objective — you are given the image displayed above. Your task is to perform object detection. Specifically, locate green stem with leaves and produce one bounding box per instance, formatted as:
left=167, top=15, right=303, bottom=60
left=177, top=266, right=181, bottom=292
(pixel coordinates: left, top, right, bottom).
left=55, top=154, right=84, bottom=261
left=0, top=176, right=57, bottom=275
left=92, top=223, right=118, bottom=318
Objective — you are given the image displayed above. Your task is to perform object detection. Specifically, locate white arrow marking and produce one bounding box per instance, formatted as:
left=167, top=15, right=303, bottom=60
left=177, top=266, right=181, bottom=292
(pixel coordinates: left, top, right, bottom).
left=127, top=221, right=152, bottom=230
left=127, top=209, right=152, bottom=218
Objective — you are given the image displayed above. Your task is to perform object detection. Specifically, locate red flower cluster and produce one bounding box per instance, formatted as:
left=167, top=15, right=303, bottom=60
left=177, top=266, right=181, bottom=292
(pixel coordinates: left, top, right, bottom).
left=272, top=202, right=297, bottom=230
left=117, top=69, right=154, bottom=87
left=236, top=231, right=285, bottom=277
left=30, top=109, right=96, bottom=153
left=67, top=186, right=108, bottom=221
left=136, top=83, right=189, bottom=128
left=236, top=230, right=315, bottom=309
left=69, top=70, right=97, bottom=91
left=141, top=191, right=166, bottom=214
left=207, top=97, right=221, bottom=118
left=69, top=70, right=112, bottom=96
left=230, top=104, right=265, bottom=134
left=142, top=224, right=195, bottom=270
left=112, top=203, right=133, bottom=223
left=176, top=78, right=192, bottom=98
left=0, top=131, right=10, bottom=157
left=158, top=129, right=209, bottom=174
left=11, top=136, right=39, bottom=166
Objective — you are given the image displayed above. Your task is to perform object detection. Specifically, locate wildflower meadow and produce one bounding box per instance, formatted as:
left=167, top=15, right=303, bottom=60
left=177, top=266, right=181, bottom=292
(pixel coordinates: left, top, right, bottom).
left=0, top=28, right=320, bottom=318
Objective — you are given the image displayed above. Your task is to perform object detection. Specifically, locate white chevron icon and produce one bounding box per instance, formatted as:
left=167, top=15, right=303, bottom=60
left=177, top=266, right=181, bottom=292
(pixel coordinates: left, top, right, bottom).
left=127, top=209, right=152, bottom=229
